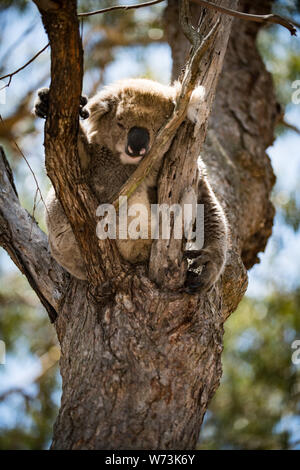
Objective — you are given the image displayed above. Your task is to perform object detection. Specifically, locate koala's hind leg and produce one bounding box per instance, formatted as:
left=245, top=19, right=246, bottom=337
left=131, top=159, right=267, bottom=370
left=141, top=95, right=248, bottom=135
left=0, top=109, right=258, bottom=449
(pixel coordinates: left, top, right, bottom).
left=184, top=165, right=228, bottom=293
left=45, top=188, right=87, bottom=280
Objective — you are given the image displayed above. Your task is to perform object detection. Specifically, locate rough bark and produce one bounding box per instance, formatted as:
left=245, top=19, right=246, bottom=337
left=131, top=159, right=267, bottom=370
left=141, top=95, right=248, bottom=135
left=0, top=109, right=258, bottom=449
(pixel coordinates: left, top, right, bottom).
left=0, top=0, right=278, bottom=449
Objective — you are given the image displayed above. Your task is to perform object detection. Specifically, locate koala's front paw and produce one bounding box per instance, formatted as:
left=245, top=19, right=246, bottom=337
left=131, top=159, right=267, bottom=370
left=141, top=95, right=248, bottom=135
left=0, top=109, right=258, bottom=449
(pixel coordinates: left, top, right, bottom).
left=183, top=249, right=224, bottom=294
left=34, top=88, right=89, bottom=120
left=79, top=95, right=89, bottom=119
left=34, top=88, right=49, bottom=119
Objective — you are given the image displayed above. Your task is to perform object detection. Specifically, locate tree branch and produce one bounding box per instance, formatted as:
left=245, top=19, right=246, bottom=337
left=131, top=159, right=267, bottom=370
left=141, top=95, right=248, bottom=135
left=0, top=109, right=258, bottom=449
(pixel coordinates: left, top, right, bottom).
left=0, top=388, right=34, bottom=404
left=34, top=0, right=123, bottom=288
left=0, top=43, right=49, bottom=89
left=0, top=147, right=66, bottom=322
left=78, top=0, right=165, bottom=17
left=279, top=117, right=300, bottom=136
left=190, top=0, right=298, bottom=36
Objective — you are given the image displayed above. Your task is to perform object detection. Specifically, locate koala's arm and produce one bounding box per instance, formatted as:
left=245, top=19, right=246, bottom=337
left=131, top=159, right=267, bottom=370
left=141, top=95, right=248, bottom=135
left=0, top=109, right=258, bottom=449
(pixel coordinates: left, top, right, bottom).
left=34, top=88, right=91, bottom=170
left=34, top=88, right=89, bottom=280
left=184, top=164, right=228, bottom=293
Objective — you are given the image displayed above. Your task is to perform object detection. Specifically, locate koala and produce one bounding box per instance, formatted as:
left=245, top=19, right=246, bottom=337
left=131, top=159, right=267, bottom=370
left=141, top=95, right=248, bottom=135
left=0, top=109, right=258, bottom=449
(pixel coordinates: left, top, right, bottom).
left=34, top=78, right=228, bottom=292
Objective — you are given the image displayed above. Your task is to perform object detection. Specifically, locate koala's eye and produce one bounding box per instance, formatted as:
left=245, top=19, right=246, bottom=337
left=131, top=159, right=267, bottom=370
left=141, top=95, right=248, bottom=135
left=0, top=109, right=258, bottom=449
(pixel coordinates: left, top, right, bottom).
left=117, top=121, right=125, bottom=130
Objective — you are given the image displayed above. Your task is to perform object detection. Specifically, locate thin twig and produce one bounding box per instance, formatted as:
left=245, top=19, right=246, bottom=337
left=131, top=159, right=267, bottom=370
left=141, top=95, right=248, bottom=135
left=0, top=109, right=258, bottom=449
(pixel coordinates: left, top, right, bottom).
left=190, top=0, right=298, bottom=36
left=279, top=117, right=300, bottom=136
left=0, top=115, right=48, bottom=218
left=0, top=43, right=49, bottom=89
left=0, top=388, right=34, bottom=404
left=30, top=188, right=39, bottom=240
left=78, top=0, right=165, bottom=17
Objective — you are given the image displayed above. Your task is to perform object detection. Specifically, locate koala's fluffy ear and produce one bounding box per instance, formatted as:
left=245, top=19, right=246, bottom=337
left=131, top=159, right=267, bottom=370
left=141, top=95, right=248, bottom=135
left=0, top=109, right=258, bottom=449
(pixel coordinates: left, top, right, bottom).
left=187, top=85, right=206, bottom=124
left=172, top=82, right=206, bottom=124
left=87, top=94, right=114, bottom=120
left=84, top=91, right=118, bottom=140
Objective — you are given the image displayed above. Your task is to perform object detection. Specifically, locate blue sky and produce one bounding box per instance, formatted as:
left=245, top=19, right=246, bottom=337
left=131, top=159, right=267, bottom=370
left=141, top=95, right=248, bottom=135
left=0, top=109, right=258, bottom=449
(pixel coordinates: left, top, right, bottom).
left=248, top=111, right=300, bottom=297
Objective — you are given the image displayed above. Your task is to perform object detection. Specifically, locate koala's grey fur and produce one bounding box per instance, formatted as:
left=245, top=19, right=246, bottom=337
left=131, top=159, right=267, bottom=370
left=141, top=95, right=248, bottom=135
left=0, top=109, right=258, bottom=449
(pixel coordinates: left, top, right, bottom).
left=34, top=78, right=228, bottom=292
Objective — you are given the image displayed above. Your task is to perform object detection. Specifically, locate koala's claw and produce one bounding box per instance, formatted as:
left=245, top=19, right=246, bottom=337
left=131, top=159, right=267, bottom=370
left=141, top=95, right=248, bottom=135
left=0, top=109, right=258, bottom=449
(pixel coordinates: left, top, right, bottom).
left=34, top=88, right=49, bottom=119
left=34, top=88, right=89, bottom=120
left=79, top=95, right=89, bottom=119
left=184, top=249, right=223, bottom=294
left=80, top=95, right=88, bottom=107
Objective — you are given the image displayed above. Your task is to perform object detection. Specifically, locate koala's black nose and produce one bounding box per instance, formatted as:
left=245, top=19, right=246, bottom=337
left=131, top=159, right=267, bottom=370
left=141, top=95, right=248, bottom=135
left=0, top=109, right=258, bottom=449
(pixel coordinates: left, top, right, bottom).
left=126, top=126, right=150, bottom=157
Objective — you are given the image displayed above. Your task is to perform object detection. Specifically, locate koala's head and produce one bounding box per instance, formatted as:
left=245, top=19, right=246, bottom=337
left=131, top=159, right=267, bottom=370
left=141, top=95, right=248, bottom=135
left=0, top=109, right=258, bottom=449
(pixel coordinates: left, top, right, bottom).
left=84, top=78, right=205, bottom=166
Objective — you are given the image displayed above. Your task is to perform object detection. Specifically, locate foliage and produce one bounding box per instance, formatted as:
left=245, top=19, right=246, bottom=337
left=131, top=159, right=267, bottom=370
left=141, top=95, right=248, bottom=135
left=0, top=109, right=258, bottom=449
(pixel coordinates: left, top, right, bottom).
left=200, top=292, right=300, bottom=449
left=0, top=274, right=60, bottom=450
left=257, top=1, right=300, bottom=107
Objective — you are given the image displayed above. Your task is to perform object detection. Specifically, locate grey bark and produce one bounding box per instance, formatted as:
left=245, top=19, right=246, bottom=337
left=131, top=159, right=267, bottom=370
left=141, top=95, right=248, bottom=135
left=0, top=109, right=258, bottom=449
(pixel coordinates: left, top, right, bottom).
left=0, top=0, right=278, bottom=449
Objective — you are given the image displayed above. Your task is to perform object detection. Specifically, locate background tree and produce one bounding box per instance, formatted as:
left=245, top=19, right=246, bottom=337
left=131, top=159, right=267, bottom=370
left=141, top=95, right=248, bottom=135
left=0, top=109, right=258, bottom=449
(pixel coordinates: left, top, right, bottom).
left=0, top=0, right=298, bottom=446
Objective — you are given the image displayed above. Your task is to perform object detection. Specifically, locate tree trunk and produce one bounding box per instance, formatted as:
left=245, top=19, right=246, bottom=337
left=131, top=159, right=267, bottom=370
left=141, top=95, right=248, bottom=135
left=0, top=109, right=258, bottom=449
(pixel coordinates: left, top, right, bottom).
left=0, top=0, right=278, bottom=450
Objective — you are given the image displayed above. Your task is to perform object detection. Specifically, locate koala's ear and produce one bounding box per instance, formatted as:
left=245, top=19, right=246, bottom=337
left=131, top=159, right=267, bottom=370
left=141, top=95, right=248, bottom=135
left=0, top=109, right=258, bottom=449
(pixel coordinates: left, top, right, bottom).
left=172, top=82, right=206, bottom=124
left=86, top=93, right=116, bottom=121
left=88, top=100, right=110, bottom=118
left=171, top=81, right=182, bottom=108
left=187, top=86, right=206, bottom=124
